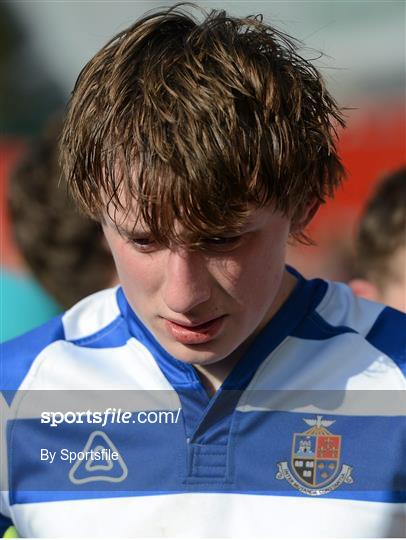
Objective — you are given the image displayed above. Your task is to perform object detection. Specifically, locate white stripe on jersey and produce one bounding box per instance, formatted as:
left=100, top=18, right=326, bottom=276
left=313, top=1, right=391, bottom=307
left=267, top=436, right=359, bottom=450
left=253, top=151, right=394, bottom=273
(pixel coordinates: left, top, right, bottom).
left=11, top=493, right=406, bottom=538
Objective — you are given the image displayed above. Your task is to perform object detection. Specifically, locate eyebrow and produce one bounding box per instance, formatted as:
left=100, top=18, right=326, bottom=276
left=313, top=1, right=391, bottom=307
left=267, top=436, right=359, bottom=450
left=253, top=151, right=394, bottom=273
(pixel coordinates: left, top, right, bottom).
left=115, top=217, right=262, bottom=239
left=116, top=225, right=151, bottom=237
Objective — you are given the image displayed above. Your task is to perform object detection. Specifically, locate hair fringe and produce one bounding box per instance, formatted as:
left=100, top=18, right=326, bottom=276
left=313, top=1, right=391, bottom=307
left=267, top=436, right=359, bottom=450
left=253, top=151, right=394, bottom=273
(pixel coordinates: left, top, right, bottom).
left=61, top=3, right=346, bottom=245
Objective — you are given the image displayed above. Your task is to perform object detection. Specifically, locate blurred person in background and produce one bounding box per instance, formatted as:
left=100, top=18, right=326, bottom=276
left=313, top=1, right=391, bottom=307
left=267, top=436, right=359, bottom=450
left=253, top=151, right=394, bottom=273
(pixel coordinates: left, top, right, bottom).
left=349, top=167, right=406, bottom=312
left=2, top=114, right=117, bottom=341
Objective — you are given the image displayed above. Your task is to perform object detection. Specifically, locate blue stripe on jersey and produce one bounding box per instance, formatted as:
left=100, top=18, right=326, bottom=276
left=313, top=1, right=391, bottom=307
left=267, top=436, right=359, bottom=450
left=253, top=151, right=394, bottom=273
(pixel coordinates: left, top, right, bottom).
left=0, top=315, right=65, bottom=401
left=12, top=490, right=184, bottom=505
left=233, top=410, right=406, bottom=497
left=366, top=306, right=406, bottom=375
left=291, top=312, right=356, bottom=341
left=10, top=489, right=406, bottom=505
left=8, top=410, right=405, bottom=503
left=8, top=418, right=187, bottom=504
left=292, top=312, right=356, bottom=340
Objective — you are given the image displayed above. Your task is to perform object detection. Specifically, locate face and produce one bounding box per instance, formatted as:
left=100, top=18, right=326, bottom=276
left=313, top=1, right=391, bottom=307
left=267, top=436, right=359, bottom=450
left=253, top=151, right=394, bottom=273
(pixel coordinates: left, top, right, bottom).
left=102, top=205, right=292, bottom=366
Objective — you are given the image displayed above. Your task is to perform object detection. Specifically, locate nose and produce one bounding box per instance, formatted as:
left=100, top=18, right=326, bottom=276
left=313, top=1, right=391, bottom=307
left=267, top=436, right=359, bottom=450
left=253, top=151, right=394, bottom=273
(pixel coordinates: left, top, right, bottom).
left=162, top=248, right=211, bottom=314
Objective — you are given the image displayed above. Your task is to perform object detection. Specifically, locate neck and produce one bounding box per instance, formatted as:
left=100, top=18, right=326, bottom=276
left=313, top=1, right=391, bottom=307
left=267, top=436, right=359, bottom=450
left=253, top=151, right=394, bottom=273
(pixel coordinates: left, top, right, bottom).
left=193, top=345, right=248, bottom=397
left=193, top=269, right=297, bottom=396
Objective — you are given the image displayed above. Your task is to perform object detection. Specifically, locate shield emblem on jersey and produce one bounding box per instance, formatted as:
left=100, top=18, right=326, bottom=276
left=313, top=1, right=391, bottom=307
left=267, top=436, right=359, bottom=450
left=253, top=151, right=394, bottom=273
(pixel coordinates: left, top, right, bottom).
left=276, top=416, right=353, bottom=495
left=291, top=431, right=341, bottom=487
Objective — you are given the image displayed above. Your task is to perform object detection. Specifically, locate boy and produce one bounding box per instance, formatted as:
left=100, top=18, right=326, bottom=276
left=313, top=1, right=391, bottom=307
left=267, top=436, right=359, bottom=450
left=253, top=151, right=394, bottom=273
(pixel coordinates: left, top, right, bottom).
left=1, top=5, right=405, bottom=537
left=350, top=167, right=406, bottom=312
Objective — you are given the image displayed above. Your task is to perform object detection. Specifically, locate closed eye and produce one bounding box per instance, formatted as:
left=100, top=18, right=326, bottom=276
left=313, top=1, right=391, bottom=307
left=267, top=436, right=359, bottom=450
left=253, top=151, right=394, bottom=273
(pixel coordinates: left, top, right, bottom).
left=202, top=235, right=243, bottom=251
left=128, top=237, right=157, bottom=252
left=205, top=236, right=241, bottom=245
left=126, top=235, right=243, bottom=253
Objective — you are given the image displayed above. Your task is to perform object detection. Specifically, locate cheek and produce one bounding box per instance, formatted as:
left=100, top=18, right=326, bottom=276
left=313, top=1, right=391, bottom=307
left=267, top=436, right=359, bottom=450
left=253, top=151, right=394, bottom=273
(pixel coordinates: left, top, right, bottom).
left=213, top=239, right=286, bottom=305
left=241, top=255, right=284, bottom=305
left=112, top=244, right=160, bottom=297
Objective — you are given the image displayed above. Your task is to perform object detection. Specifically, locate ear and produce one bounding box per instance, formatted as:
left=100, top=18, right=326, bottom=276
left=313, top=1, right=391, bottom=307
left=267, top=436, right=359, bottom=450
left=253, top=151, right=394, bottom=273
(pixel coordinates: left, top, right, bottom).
left=290, top=200, right=320, bottom=234
left=348, top=278, right=380, bottom=302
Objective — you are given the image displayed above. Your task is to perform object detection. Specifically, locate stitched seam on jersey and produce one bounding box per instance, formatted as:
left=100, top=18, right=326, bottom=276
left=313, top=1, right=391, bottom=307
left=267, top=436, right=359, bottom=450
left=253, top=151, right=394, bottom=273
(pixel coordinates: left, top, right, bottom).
left=2, top=317, right=65, bottom=395
left=315, top=282, right=386, bottom=337
left=236, top=337, right=289, bottom=408
left=236, top=282, right=330, bottom=407
left=129, top=334, right=197, bottom=385
left=69, top=315, right=125, bottom=347
left=363, top=342, right=406, bottom=390
left=314, top=312, right=406, bottom=389
left=188, top=442, right=230, bottom=482
left=7, top=423, right=16, bottom=506
left=2, top=339, right=64, bottom=496
left=308, top=312, right=356, bottom=337
left=62, top=287, right=120, bottom=341
left=312, top=280, right=334, bottom=316
left=366, top=310, right=406, bottom=373
left=5, top=321, right=120, bottom=505
left=183, top=481, right=233, bottom=485
left=126, top=338, right=178, bottom=392
left=194, top=464, right=226, bottom=468
left=226, top=395, right=242, bottom=485
left=195, top=463, right=226, bottom=469
left=6, top=340, right=64, bottom=396
left=195, top=452, right=226, bottom=456
left=117, top=287, right=198, bottom=384
left=6, top=341, right=66, bottom=504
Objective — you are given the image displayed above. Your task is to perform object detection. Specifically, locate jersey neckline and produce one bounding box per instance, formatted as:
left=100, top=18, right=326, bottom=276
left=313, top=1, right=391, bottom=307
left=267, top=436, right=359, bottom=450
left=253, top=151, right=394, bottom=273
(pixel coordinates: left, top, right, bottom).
left=116, top=266, right=328, bottom=393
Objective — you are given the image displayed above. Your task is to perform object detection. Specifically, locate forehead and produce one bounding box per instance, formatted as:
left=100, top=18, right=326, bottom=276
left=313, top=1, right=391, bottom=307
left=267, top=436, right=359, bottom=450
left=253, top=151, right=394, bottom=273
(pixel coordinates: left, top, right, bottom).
left=106, top=203, right=282, bottom=237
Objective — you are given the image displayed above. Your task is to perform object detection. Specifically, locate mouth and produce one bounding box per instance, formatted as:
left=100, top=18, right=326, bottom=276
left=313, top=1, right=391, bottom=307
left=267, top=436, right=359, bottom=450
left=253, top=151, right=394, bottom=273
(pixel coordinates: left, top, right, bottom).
left=163, top=315, right=227, bottom=345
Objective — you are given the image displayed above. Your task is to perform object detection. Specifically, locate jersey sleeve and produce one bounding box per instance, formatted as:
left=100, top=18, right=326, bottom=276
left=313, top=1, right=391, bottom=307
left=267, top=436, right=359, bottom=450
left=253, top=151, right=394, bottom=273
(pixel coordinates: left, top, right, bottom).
left=366, top=306, right=406, bottom=375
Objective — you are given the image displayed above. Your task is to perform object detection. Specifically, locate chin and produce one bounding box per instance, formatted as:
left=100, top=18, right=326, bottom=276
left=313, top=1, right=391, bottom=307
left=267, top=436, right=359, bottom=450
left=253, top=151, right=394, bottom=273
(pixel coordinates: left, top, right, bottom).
left=167, top=342, right=229, bottom=365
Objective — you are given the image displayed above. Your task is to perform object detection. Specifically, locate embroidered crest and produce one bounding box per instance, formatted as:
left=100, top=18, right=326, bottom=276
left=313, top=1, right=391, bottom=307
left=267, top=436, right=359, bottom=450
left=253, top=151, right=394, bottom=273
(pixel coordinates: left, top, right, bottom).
left=276, top=415, right=353, bottom=496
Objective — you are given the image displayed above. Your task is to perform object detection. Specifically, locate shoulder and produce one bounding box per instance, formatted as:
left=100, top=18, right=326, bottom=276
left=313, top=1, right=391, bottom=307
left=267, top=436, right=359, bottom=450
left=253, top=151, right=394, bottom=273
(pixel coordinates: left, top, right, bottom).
left=1, top=287, right=128, bottom=394
left=62, top=286, right=122, bottom=343
left=315, top=280, right=406, bottom=374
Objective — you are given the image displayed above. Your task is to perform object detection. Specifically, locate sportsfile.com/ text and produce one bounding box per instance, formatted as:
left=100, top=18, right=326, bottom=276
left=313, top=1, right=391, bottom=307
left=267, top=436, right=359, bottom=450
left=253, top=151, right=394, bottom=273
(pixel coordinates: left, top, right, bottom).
left=41, top=408, right=182, bottom=428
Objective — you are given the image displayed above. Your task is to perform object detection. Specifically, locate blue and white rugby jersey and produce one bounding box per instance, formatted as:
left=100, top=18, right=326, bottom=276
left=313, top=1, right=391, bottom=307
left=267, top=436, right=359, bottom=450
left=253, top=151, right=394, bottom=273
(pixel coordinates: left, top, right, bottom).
left=1, top=268, right=405, bottom=538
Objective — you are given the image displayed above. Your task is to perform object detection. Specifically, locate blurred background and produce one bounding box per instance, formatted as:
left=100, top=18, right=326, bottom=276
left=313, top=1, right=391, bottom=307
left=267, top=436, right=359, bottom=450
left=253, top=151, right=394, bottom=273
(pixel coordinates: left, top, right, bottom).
left=1, top=1, right=405, bottom=338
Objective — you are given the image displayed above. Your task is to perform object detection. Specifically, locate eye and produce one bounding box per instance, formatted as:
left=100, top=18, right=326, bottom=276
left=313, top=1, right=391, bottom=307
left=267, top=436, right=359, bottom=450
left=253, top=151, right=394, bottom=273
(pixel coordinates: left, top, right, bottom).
left=129, top=237, right=157, bottom=252
left=206, top=236, right=240, bottom=244
left=203, top=235, right=242, bottom=251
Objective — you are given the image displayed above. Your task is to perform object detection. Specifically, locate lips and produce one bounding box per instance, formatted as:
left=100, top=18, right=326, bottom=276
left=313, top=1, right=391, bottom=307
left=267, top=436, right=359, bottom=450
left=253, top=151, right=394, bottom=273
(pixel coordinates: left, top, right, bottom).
left=163, top=315, right=227, bottom=345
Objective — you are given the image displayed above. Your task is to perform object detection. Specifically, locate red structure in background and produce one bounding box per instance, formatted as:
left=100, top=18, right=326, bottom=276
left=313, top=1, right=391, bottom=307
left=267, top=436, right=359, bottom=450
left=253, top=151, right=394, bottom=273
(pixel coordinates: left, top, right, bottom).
left=316, top=102, right=405, bottom=229
left=288, top=100, right=406, bottom=281
left=0, top=138, right=26, bottom=271
left=1, top=100, right=405, bottom=280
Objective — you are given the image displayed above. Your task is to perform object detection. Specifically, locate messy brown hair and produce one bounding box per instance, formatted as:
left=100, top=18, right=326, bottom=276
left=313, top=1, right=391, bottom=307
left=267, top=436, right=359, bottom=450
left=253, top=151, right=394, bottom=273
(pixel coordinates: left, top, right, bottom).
left=61, top=3, right=345, bottom=246
left=9, top=114, right=116, bottom=308
left=354, top=167, right=406, bottom=289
